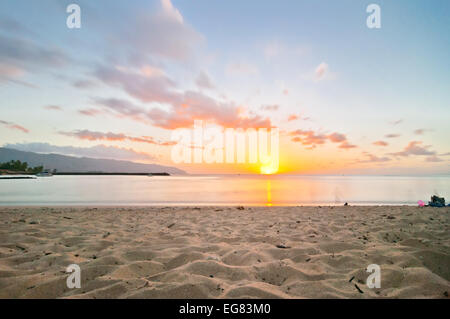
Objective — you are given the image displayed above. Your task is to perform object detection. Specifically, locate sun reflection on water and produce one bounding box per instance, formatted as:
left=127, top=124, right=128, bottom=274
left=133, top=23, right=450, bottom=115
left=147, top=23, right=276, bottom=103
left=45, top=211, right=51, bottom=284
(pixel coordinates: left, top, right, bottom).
left=266, top=179, right=272, bottom=206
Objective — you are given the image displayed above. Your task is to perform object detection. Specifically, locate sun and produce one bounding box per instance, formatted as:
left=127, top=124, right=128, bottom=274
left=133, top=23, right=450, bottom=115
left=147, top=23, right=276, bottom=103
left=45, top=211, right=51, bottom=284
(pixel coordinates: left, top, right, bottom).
left=260, top=164, right=278, bottom=175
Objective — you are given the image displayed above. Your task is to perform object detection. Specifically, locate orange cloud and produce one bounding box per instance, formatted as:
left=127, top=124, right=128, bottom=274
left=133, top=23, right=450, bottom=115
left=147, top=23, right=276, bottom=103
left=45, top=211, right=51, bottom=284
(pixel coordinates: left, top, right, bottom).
left=92, top=94, right=271, bottom=130
left=373, top=140, right=388, bottom=146
left=338, top=141, right=357, bottom=149
left=287, top=114, right=298, bottom=121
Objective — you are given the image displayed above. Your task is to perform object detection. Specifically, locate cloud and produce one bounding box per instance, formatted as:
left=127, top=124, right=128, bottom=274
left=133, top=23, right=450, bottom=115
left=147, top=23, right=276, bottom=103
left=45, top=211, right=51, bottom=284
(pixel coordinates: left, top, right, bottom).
left=60, top=130, right=176, bottom=146
left=389, top=141, right=436, bottom=157
left=290, top=130, right=328, bottom=148
left=0, top=62, right=39, bottom=88
left=328, top=133, right=347, bottom=143
left=90, top=34, right=269, bottom=130
left=0, top=22, right=69, bottom=87
left=261, top=104, right=280, bottom=111
left=4, top=142, right=155, bottom=162
left=385, top=133, right=401, bottom=138
left=225, top=62, right=259, bottom=76
left=0, top=63, right=24, bottom=78
left=0, top=16, right=34, bottom=36
left=93, top=94, right=271, bottom=130
left=195, top=71, right=215, bottom=89
left=358, top=153, right=391, bottom=163
left=287, top=114, right=299, bottom=121
left=414, top=128, right=432, bottom=135
left=338, top=141, right=357, bottom=149
left=78, top=108, right=103, bottom=117
left=120, top=0, right=203, bottom=62
left=0, top=120, right=29, bottom=133
left=425, top=155, right=443, bottom=162
left=93, top=64, right=179, bottom=105
left=373, top=140, right=388, bottom=146
left=314, top=62, right=329, bottom=81
left=44, top=105, right=62, bottom=111
left=389, top=119, right=403, bottom=125
left=290, top=129, right=356, bottom=150
left=0, top=34, right=68, bottom=70
left=72, top=79, right=98, bottom=89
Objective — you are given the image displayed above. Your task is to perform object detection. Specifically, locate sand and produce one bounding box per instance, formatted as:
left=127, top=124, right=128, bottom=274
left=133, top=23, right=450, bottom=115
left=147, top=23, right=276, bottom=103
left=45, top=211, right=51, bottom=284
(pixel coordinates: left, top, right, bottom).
left=0, top=206, right=448, bottom=299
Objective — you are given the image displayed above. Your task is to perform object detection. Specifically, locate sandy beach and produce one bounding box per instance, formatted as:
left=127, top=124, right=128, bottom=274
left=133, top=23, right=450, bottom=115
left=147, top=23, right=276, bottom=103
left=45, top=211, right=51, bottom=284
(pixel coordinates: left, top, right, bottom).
left=0, top=206, right=448, bottom=299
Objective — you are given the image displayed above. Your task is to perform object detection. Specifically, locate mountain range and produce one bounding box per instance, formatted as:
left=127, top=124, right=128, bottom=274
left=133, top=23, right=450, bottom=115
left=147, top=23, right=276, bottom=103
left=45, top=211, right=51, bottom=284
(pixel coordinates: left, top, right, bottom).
left=0, top=147, right=185, bottom=174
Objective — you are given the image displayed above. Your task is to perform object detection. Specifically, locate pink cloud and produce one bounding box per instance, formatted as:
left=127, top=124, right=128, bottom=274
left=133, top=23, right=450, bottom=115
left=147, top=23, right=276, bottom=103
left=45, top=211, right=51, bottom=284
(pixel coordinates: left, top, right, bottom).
left=44, top=105, right=62, bottom=111
left=60, top=130, right=176, bottom=146
left=290, top=129, right=356, bottom=150
left=373, top=140, right=388, bottom=146
left=328, top=132, right=347, bottom=143
left=390, top=141, right=436, bottom=157
left=93, top=91, right=271, bottom=130
left=0, top=120, right=29, bottom=133
left=78, top=108, right=104, bottom=117
left=290, top=129, right=328, bottom=148
left=338, top=141, right=357, bottom=149
left=358, top=153, right=391, bottom=163
left=314, top=62, right=329, bottom=81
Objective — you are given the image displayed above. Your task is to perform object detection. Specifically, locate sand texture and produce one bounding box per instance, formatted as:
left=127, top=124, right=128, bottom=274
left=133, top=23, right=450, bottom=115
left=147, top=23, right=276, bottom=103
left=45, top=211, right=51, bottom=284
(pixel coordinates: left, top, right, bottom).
left=0, top=206, right=449, bottom=299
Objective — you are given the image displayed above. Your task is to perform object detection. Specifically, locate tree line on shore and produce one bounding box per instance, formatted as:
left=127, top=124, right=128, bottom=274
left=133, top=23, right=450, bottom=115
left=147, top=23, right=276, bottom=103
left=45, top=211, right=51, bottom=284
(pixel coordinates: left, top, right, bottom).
left=0, top=160, right=44, bottom=174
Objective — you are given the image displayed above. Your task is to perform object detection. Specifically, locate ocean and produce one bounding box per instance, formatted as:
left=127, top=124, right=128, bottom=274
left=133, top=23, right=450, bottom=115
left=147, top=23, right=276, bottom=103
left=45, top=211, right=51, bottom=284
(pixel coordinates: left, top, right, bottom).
left=0, top=175, right=449, bottom=206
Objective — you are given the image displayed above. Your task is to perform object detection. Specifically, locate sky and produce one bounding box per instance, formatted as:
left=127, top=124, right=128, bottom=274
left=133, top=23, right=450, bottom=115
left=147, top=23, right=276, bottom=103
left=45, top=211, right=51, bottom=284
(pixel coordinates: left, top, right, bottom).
left=0, top=0, right=449, bottom=174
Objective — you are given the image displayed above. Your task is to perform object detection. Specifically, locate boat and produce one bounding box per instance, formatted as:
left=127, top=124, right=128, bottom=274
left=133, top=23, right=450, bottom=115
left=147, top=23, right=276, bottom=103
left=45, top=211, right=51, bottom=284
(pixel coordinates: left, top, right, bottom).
left=36, top=171, right=53, bottom=177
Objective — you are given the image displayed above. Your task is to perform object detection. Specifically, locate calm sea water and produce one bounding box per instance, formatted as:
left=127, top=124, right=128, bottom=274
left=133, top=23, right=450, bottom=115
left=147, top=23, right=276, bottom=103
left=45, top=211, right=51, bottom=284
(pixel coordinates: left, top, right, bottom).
left=0, top=175, right=449, bottom=206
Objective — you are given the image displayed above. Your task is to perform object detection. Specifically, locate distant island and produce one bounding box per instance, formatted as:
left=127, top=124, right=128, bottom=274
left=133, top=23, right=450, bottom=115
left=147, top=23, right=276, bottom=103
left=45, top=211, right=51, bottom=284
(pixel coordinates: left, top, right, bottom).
left=0, top=147, right=185, bottom=175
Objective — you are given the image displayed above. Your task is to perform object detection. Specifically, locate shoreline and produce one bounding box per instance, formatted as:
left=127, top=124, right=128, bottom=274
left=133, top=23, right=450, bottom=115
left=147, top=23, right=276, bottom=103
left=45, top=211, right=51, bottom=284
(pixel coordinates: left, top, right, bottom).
left=0, top=202, right=440, bottom=209
left=0, top=206, right=448, bottom=298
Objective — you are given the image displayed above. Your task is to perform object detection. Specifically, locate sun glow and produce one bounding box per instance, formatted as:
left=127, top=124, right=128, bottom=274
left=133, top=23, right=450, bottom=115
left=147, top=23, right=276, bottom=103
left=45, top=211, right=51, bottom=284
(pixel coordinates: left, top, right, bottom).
left=260, top=163, right=278, bottom=175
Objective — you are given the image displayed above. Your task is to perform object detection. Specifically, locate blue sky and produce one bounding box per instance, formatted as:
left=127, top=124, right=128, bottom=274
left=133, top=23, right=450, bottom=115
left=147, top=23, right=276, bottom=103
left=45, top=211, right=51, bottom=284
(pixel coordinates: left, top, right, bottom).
left=0, top=0, right=449, bottom=174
